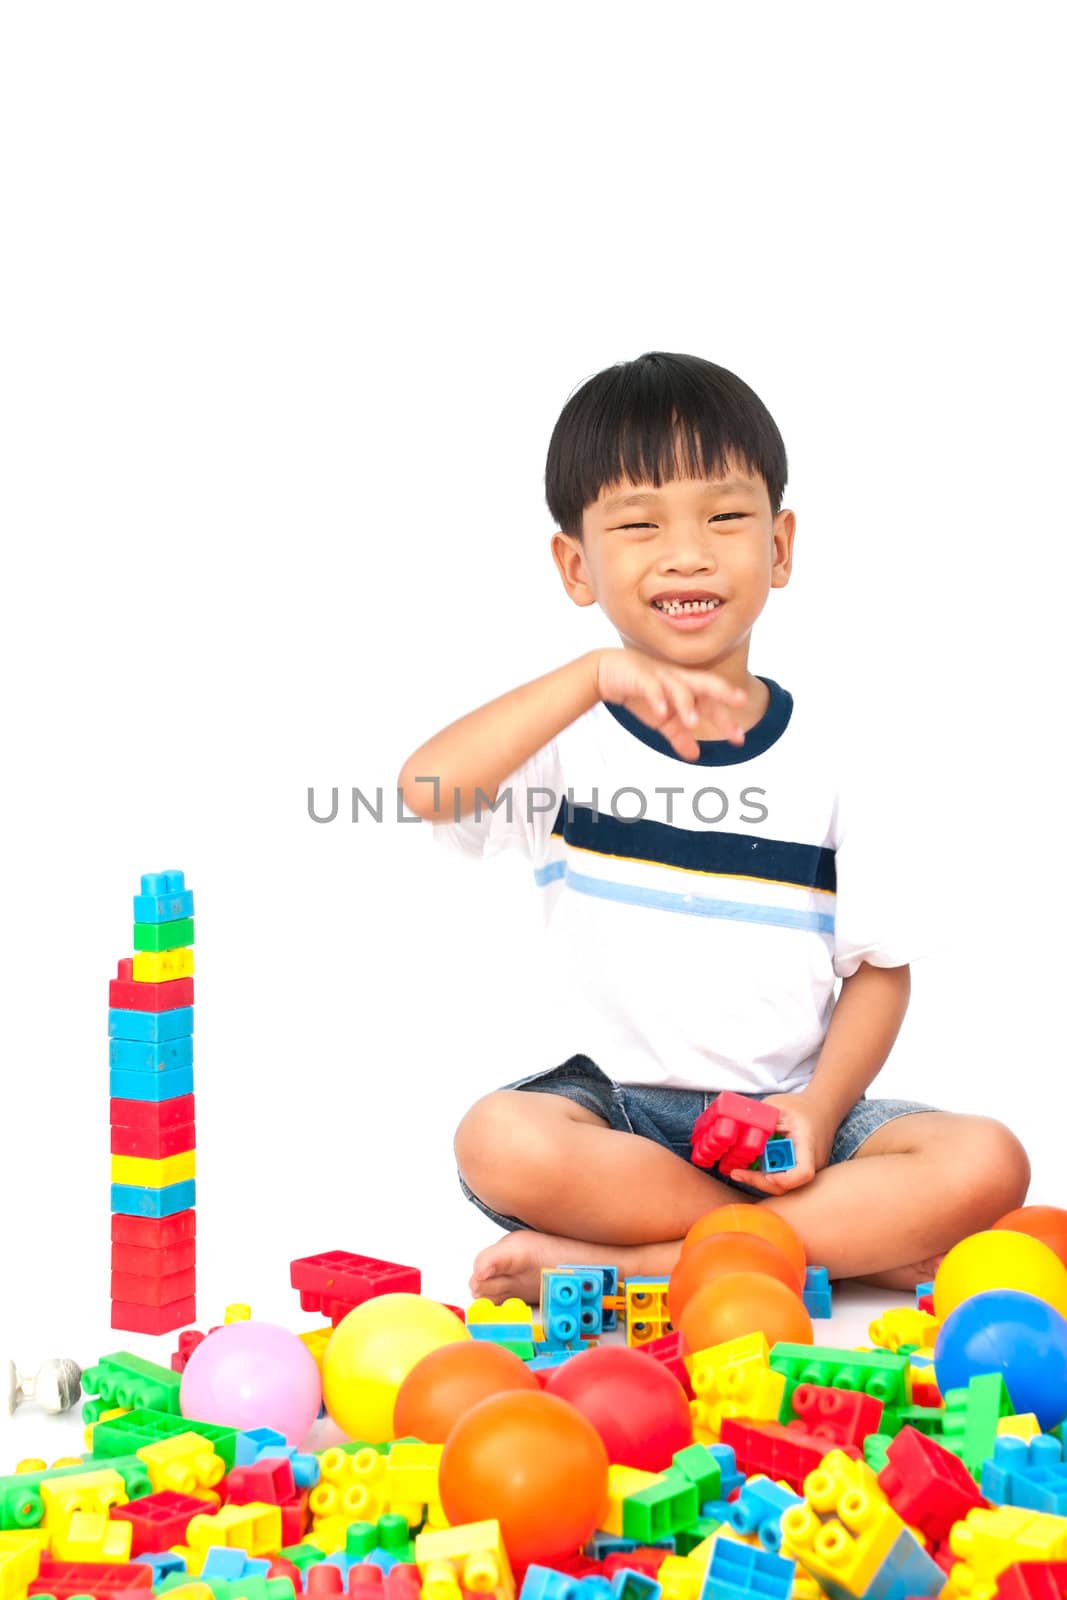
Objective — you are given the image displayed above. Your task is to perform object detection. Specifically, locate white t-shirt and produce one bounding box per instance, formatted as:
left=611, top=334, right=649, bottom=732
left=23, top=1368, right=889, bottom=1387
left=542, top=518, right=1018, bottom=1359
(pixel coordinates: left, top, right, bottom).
left=432, top=676, right=917, bottom=1093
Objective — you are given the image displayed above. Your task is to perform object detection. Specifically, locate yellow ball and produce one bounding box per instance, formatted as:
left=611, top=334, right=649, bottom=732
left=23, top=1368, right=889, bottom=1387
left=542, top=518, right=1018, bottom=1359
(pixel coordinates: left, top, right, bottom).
left=322, top=1293, right=470, bottom=1442
left=934, top=1229, right=1067, bottom=1321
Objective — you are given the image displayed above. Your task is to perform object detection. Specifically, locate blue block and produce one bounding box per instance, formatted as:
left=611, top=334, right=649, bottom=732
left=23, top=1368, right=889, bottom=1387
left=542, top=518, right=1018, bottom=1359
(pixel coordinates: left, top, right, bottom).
left=201, top=1550, right=271, bottom=1581
left=470, top=1323, right=533, bottom=1342
left=521, top=1570, right=603, bottom=1600
left=235, top=1426, right=287, bottom=1462
left=255, top=1443, right=320, bottom=1488
left=527, top=1349, right=577, bottom=1370
left=915, top=1279, right=935, bottom=1304
left=558, top=1262, right=616, bottom=1331
left=141, top=1553, right=188, bottom=1583
left=727, top=1476, right=803, bottom=1553
left=981, top=1435, right=1067, bottom=1514
left=109, top=1005, right=195, bottom=1042
left=860, top=1527, right=943, bottom=1600
left=111, top=1178, right=197, bottom=1217
left=109, top=1034, right=194, bottom=1071
left=133, top=870, right=195, bottom=923
left=542, top=1269, right=604, bottom=1345
left=760, top=1137, right=796, bottom=1173
left=802, top=1266, right=833, bottom=1321
left=710, top=1443, right=744, bottom=1500
left=110, top=1063, right=194, bottom=1101
left=700, top=1537, right=794, bottom=1600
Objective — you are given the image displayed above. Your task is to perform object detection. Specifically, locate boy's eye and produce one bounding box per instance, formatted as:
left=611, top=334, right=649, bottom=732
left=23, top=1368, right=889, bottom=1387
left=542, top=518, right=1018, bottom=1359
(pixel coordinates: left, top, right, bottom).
left=618, top=514, right=746, bottom=529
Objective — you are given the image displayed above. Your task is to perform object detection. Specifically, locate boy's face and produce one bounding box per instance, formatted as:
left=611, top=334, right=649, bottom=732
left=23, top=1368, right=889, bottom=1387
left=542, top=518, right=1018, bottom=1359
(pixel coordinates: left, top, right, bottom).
left=551, top=458, right=795, bottom=677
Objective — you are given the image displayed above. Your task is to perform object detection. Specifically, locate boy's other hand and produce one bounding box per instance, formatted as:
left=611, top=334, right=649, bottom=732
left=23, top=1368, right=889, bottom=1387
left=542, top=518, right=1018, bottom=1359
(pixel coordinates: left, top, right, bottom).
left=595, top=648, right=748, bottom=761
left=723, top=1090, right=836, bottom=1196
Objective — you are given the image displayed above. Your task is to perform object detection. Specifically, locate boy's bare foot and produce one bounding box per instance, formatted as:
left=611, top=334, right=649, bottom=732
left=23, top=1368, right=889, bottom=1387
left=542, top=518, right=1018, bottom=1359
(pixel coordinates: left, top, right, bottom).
left=469, top=1230, right=684, bottom=1307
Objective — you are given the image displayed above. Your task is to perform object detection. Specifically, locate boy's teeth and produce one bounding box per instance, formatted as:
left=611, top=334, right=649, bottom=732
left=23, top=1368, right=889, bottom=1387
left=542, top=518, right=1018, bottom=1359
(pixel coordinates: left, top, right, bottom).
left=655, top=598, right=722, bottom=614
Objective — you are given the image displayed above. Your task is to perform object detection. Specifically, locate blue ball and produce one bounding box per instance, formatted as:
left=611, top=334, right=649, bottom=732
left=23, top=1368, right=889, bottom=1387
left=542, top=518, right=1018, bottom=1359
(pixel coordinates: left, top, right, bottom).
left=934, top=1289, right=1067, bottom=1430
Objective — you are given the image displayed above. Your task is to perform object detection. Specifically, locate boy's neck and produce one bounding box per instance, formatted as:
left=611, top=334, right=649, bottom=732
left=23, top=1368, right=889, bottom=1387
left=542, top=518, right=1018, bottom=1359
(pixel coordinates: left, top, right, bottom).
left=689, top=672, right=769, bottom=741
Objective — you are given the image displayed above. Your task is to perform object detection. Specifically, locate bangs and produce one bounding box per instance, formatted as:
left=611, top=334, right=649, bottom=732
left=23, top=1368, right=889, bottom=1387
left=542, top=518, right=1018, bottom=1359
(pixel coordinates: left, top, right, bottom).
left=545, top=352, right=788, bottom=535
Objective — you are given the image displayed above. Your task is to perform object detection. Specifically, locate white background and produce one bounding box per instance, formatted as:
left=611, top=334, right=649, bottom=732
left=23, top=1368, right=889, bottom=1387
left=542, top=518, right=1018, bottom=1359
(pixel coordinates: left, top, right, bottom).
left=1, top=2, right=1064, bottom=1431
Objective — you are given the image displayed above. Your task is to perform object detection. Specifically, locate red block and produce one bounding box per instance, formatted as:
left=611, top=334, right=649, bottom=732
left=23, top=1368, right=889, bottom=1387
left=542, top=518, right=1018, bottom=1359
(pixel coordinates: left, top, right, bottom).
left=170, top=1328, right=206, bottom=1373
left=604, top=1552, right=665, bottom=1581
left=110, top=1491, right=206, bottom=1555
left=998, top=1562, right=1067, bottom=1600
left=30, top=1561, right=152, bottom=1598
left=111, top=1239, right=197, bottom=1276
left=111, top=1120, right=196, bottom=1159
left=290, top=1250, right=421, bottom=1324
left=111, top=1210, right=196, bottom=1248
left=111, top=1294, right=196, bottom=1335
left=111, top=1268, right=197, bottom=1307
left=225, top=1458, right=297, bottom=1506
left=877, top=1425, right=988, bottom=1544
left=383, top=1569, right=421, bottom=1600
left=307, top=1568, right=344, bottom=1596
left=912, top=1380, right=943, bottom=1409
left=720, top=1417, right=861, bottom=1492
left=109, top=957, right=194, bottom=1012
left=270, top=1561, right=303, bottom=1586
left=790, top=1383, right=884, bottom=1447
left=110, top=1095, right=196, bottom=1132
left=279, top=1490, right=310, bottom=1545
left=635, top=1329, right=693, bottom=1398
left=691, top=1090, right=778, bottom=1171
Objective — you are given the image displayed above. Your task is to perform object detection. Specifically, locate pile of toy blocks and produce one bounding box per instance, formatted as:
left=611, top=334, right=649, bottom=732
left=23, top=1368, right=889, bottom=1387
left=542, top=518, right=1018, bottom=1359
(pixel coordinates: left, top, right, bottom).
left=109, top=871, right=197, bottom=1335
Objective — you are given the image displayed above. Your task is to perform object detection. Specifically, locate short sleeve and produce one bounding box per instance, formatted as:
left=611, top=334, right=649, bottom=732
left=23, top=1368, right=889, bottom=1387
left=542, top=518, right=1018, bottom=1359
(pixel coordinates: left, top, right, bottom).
left=831, top=758, right=924, bottom=978
left=430, top=738, right=564, bottom=867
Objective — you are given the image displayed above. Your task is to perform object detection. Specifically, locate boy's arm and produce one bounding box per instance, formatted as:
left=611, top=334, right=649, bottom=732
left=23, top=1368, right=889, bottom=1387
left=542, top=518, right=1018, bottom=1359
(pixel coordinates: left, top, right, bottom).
left=397, top=652, right=602, bottom=823
left=732, top=961, right=911, bottom=1193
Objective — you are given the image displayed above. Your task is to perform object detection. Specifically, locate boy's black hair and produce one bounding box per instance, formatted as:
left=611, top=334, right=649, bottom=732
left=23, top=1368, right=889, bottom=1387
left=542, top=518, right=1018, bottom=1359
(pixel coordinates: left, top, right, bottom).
left=545, top=351, right=788, bottom=537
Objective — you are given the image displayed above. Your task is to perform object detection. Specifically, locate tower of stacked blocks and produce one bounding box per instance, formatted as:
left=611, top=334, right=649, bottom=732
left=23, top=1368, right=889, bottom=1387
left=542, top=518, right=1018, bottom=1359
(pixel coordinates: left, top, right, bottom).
left=108, top=869, right=197, bottom=1335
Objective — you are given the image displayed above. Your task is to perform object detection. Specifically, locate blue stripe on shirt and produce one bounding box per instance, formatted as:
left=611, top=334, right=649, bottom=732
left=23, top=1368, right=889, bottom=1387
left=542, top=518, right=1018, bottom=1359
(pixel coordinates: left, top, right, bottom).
left=533, top=860, right=835, bottom=934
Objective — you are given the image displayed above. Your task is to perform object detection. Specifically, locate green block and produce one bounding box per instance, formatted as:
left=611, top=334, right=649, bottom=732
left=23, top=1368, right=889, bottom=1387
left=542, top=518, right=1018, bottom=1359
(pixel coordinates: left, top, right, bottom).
left=671, top=1443, right=722, bottom=1504
left=81, top=1351, right=182, bottom=1421
left=134, top=917, right=195, bottom=950
left=675, top=1517, right=721, bottom=1554
left=499, top=1339, right=535, bottom=1360
left=863, top=1433, right=893, bottom=1472
left=941, top=1373, right=1012, bottom=1477
left=90, top=1406, right=237, bottom=1470
left=622, top=1467, right=700, bottom=1542
left=278, top=1546, right=324, bottom=1571
left=0, top=1455, right=152, bottom=1530
left=345, top=1515, right=412, bottom=1561
left=896, top=1404, right=945, bottom=1438
left=770, top=1343, right=909, bottom=1419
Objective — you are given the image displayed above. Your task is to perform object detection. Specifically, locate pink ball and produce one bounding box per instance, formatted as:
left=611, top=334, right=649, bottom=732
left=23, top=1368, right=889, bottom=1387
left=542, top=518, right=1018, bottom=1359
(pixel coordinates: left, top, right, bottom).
left=180, top=1321, right=322, bottom=1446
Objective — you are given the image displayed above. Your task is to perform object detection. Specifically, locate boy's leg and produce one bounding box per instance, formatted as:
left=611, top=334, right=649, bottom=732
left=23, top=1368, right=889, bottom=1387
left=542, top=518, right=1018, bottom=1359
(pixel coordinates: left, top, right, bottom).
left=456, top=1088, right=745, bottom=1301
left=762, top=1111, right=1031, bottom=1289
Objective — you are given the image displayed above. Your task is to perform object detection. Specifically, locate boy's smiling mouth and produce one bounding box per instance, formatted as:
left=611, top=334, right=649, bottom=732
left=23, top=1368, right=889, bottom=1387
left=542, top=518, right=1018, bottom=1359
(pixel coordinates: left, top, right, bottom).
left=651, top=590, right=724, bottom=617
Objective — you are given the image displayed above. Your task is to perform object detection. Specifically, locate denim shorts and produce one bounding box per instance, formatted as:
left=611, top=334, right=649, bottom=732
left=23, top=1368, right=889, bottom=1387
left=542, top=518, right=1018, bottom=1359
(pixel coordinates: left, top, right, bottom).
left=459, top=1053, right=940, bottom=1232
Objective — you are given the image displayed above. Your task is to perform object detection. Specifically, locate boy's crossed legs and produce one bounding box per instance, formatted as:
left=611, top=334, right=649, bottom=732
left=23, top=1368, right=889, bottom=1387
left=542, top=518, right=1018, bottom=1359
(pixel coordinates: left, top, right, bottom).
left=455, top=1074, right=1031, bottom=1305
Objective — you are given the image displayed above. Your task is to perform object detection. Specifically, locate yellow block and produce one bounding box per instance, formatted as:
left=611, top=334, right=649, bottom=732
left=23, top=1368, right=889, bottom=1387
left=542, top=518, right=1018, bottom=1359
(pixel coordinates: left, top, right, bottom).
left=187, top=1502, right=282, bottom=1557
left=949, top=1505, right=1067, bottom=1600
left=781, top=1451, right=904, bottom=1596
left=415, top=1520, right=514, bottom=1600
left=309, top=1445, right=385, bottom=1523
left=998, top=1413, right=1042, bottom=1440
left=466, top=1297, right=533, bottom=1326
left=687, top=1333, right=785, bottom=1444
left=138, top=1434, right=225, bottom=1500
left=111, top=1149, right=196, bottom=1187
left=39, top=1469, right=128, bottom=1527
left=51, top=1511, right=133, bottom=1563
left=868, top=1306, right=941, bottom=1352
left=14, top=1461, right=46, bottom=1476
left=384, top=1441, right=442, bottom=1511
left=298, top=1326, right=333, bottom=1369
left=132, top=947, right=194, bottom=981
left=161, top=1588, right=214, bottom=1600
left=305, top=1516, right=350, bottom=1556
left=601, top=1463, right=665, bottom=1536
left=0, top=1536, right=43, bottom=1600
left=224, top=1304, right=251, bottom=1322
left=85, top=1407, right=129, bottom=1450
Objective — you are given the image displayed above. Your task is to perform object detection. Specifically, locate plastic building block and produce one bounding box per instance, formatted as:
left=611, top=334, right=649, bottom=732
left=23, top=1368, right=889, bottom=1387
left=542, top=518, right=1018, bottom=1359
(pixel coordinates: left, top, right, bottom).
left=111, top=1286, right=193, bottom=1332
left=691, top=1092, right=778, bottom=1172
left=699, top=1537, right=794, bottom=1600
left=999, top=1414, right=1044, bottom=1441
left=781, top=1451, right=932, bottom=1600
left=949, top=1505, right=1067, bottom=1597
left=0, top=1533, right=43, bottom=1600
left=632, top=1331, right=692, bottom=1398
left=137, top=1434, right=226, bottom=1499
left=940, top=1373, right=1015, bottom=1476
left=187, top=1503, right=284, bottom=1556
left=109, top=1035, right=195, bottom=1071
left=112, top=1211, right=196, bottom=1248
left=867, top=1307, right=940, bottom=1354
left=29, top=1558, right=153, bottom=1596
left=134, top=917, right=196, bottom=952
left=134, top=872, right=195, bottom=923
left=541, top=1271, right=604, bottom=1346
left=111, top=1119, right=197, bottom=1160
left=51, top=1508, right=134, bottom=1561
left=226, top=1462, right=297, bottom=1508
left=758, top=1137, right=796, bottom=1174
left=112, top=1150, right=197, bottom=1188
left=770, top=1344, right=909, bottom=1419
left=91, top=1409, right=237, bottom=1470
left=289, top=1253, right=421, bottom=1324
left=109, top=958, right=195, bottom=1012
left=111, top=1179, right=197, bottom=1218
left=132, top=947, right=195, bottom=983
left=559, top=1265, right=620, bottom=1331
left=39, top=1466, right=129, bottom=1525
left=720, top=1418, right=858, bottom=1493
left=687, top=1332, right=785, bottom=1446
left=998, top=1560, right=1067, bottom=1600
left=466, top=1298, right=533, bottom=1326
left=981, top=1435, right=1067, bottom=1515
left=670, top=1445, right=722, bottom=1507
left=110, top=1491, right=209, bottom=1555
left=111, top=1064, right=195, bottom=1101
left=622, top=1469, right=699, bottom=1543
left=802, top=1268, right=832, bottom=1321
left=877, top=1425, right=987, bottom=1544
left=413, top=1520, right=514, bottom=1600
left=626, top=1279, right=672, bottom=1348
left=110, top=1005, right=195, bottom=1042
left=82, top=1352, right=182, bottom=1419
left=727, top=1476, right=803, bottom=1553
left=790, top=1383, right=884, bottom=1448
left=112, top=1239, right=197, bottom=1276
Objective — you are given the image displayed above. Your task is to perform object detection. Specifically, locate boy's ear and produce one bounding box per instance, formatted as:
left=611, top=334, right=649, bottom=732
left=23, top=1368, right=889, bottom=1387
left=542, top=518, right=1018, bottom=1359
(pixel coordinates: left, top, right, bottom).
left=551, top=531, right=598, bottom=608
left=770, top=509, right=797, bottom=588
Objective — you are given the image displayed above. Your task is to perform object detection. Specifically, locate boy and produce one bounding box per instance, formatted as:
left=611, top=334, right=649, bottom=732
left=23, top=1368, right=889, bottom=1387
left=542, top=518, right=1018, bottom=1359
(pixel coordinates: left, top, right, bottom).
left=398, top=351, right=1029, bottom=1305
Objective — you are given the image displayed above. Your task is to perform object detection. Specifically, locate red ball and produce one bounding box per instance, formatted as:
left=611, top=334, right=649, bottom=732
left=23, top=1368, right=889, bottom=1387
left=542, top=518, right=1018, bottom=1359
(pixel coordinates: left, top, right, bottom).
left=394, top=1340, right=539, bottom=1443
left=545, top=1345, right=693, bottom=1471
left=439, top=1390, right=609, bottom=1567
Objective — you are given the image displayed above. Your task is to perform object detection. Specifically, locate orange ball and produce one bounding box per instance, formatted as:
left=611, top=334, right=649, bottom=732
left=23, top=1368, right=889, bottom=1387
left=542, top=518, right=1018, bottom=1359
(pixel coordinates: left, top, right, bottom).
left=683, top=1204, right=807, bottom=1284
left=668, top=1230, right=803, bottom=1324
left=439, top=1390, right=609, bottom=1566
left=394, top=1339, right=540, bottom=1443
left=679, top=1271, right=814, bottom=1350
left=994, top=1206, right=1067, bottom=1270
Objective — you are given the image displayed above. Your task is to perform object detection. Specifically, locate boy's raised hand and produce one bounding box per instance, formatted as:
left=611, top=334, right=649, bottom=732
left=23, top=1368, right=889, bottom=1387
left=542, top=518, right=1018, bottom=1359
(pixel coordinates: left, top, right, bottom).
left=595, top=647, right=748, bottom=761
left=725, top=1090, right=836, bottom=1197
